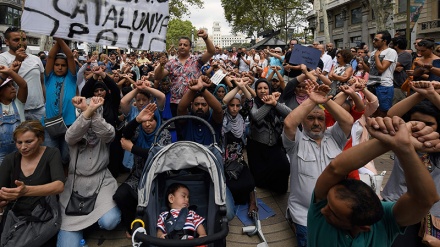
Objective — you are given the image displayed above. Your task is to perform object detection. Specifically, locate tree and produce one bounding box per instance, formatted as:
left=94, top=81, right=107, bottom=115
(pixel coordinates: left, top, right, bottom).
left=166, top=19, right=197, bottom=50
left=169, top=0, right=204, bottom=19
left=221, top=0, right=310, bottom=40
left=368, top=0, right=394, bottom=32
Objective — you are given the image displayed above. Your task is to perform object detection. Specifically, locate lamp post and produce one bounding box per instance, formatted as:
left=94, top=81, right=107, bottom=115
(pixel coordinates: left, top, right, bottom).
left=304, top=27, right=308, bottom=44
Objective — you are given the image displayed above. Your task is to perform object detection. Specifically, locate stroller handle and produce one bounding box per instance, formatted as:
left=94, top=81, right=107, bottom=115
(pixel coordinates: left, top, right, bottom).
left=133, top=217, right=229, bottom=246
left=154, top=115, right=217, bottom=145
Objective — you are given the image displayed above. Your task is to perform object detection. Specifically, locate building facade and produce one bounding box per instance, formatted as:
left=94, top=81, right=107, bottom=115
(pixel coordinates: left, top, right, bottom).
left=306, top=0, right=435, bottom=51
left=0, top=0, right=43, bottom=54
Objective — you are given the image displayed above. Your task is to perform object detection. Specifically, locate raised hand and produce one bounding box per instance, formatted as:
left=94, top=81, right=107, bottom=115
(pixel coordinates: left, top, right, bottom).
left=411, top=81, right=440, bottom=95
left=9, top=61, right=21, bottom=72
left=307, top=83, right=332, bottom=104
left=272, top=92, right=281, bottom=102
left=197, top=29, right=208, bottom=39
left=15, top=47, right=27, bottom=62
left=188, top=77, right=203, bottom=92
left=366, top=116, right=411, bottom=149
left=136, top=103, right=157, bottom=123
left=262, top=94, right=277, bottom=106
left=89, top=96, right=104, bottom=111
left=71, top=96, right=88, bottom=111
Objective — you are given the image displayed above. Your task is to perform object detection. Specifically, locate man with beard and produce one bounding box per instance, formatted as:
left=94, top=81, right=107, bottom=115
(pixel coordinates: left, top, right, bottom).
left=0, top=27, right=45, bottom=121
left=177, top=75, right=223, bottom=146
left=282, top=82, right=353, bottom=247
left=155, top=29, right=215, bottom=117
left=364, top=30, right=397, bottom=117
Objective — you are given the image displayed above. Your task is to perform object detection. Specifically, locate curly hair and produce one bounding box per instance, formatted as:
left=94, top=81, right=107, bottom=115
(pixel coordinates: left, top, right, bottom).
left=337, top=49, right=353, bottom=64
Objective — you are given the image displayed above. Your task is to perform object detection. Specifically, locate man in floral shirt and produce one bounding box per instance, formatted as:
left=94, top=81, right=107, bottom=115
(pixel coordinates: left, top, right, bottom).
left=155, top=29, right=215, bottom=116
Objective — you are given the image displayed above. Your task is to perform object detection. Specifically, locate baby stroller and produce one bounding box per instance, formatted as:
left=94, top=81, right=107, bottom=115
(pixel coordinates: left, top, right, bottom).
left=131, top=115, right=229, bottom=247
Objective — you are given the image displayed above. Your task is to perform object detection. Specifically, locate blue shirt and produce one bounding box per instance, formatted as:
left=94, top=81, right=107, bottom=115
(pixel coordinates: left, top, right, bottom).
left=44, top=71, right=77, bottom=126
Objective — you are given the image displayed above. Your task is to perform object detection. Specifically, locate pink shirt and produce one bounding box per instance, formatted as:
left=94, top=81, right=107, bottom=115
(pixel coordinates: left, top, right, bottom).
left=165, top=55, right=203, bottom=104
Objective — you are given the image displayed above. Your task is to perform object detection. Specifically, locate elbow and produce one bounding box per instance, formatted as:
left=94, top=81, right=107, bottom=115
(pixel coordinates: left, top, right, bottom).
left=54, top=181, right=65, bottom=195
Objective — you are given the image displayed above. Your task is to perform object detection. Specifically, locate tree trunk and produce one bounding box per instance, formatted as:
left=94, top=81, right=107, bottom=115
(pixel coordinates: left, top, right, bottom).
left=319, top=0, right=330, bottom=43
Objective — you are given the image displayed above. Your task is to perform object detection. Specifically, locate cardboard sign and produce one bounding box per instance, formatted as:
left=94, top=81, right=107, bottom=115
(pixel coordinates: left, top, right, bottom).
left=289, top=45, right=321, bottom=69
left=210, top=69, right=227, bottom=85
left=21, top=0, right=169, bottom=51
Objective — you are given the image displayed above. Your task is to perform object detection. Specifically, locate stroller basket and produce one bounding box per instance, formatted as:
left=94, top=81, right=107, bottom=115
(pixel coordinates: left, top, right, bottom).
left=133, top=115, right=228, bottom=247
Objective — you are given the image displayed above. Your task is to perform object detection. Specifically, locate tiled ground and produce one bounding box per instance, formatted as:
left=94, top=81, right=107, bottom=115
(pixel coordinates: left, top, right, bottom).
left=84, top=151, right=395, bottom=247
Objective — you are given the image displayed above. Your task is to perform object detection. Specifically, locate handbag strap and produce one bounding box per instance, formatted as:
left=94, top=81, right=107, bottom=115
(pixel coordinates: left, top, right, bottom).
left=70, top=152, right=105, bottom=195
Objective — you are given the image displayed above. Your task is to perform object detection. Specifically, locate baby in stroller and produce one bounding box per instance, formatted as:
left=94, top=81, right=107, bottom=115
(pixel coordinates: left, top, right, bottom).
left=157, top=183, right=207, bottom=240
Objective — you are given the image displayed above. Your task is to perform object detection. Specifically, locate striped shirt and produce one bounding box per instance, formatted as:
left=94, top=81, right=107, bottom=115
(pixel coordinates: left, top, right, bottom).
left=157, top=209, right=205, bottom=238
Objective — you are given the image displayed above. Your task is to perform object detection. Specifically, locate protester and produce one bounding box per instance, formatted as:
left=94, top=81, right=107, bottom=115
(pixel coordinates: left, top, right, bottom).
left=44, top=38, right=78, bottom=168
left=58, top=96, right=120, bottom=246
left=307, top=115, right=439, bottom=246
left=0, top=62, right=27, bottom=164
left=114, top=103, right=171, bottom=238
left=0, top=120, right=65, bottom=247
left=282, top=81, right=353, bottom=247
left=247, top=78, right=291, bottom=194
left=363, top=30, right=397, bottom=117
left=0, top=27, right=45, bottom=121
left=154, top=30, right=215, bottom=117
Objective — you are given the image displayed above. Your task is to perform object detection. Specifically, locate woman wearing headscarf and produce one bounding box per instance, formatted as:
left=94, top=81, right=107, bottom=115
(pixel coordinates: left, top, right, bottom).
left=213, top=84, right=228, bottom=108
left=247, top=78, right=291, bottom=193
left=57, top=96, right=121, bottom=246
left=113, top=103, right=171, bottom=238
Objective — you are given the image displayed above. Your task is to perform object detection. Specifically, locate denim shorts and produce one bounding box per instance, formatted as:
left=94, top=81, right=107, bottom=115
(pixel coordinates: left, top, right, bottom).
left=375, top=85, right=394, bottom=111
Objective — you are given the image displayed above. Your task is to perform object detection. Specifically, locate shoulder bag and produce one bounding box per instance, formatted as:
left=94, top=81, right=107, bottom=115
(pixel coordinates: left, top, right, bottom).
left=65, top=157, right=104, bottom=216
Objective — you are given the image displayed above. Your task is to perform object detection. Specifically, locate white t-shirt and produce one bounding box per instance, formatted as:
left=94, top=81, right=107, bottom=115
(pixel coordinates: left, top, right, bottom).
left=368, top=48, right=398, bottom=87
left=0, top=52, right=45, bottom=110
left=1, top=98, right=25, bottom=122
left=321, top=54, right=333, bottom=75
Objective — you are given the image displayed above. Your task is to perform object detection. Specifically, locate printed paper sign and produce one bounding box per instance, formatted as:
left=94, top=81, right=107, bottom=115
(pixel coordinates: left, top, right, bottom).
left=210, top=69, right=227, bottom=85
left=21, top=0, right=169, bottom=51
left=289, top=45, right=321, bottom=69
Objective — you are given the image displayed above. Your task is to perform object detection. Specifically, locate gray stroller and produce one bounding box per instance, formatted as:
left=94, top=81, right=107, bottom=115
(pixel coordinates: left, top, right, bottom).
left=131, top=115, right=229, bottom=247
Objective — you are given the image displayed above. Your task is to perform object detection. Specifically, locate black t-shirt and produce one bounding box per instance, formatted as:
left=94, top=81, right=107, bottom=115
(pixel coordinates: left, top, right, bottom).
left=284, top=51, right=303, bottom=78
left=0, top=147, right=65, bottom=215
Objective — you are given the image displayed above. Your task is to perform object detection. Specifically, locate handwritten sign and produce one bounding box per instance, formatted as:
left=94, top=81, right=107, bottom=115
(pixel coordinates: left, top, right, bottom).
left=210, top=69, right=227, bottom=85
left=289, top=45, right=321, bottom=69
left=21, top=0, right=169, bottom=51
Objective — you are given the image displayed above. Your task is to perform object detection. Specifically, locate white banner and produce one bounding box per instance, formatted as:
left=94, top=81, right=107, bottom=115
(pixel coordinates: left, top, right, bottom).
left=21, top=0, right=169, bottom=51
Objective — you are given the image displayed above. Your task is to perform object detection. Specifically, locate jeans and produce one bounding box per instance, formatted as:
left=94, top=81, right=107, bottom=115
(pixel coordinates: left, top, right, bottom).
left=57, top=206, right=121, bottom=247
left=43, top=131, right=70, bottom=167
left=225, top=186, right=235, bottom=221
left=294, top=223, right=308, bottom=247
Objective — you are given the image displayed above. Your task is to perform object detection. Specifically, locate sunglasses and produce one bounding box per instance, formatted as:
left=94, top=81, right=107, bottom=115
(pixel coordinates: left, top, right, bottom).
left=373, top=38, right=382, bottom=42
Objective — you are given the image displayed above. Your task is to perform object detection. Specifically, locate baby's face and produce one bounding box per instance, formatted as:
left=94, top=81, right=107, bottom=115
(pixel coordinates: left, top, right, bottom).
left=169, top=187, right=189, bottom=209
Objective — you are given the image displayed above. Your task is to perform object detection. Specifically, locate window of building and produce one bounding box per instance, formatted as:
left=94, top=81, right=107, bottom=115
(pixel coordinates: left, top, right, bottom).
left=351, top=8, right=362, bottom=24
left=335, top=14, right=344, bottom=28
left=334, top=39, right=343, bottom=49
left=0, top=6, right=21, bottom=26
left=398, top=0, right=407, bottom=13
left=319, top=19, right=324, bottom=32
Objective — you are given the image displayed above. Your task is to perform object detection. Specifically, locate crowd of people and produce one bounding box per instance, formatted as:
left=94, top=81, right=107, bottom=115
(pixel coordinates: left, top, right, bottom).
left=0, top=26, right=440, bottom=247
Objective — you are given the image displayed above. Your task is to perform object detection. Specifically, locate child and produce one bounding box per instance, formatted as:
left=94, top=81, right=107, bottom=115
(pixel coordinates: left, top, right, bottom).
left=156, top=183, right=207, bottom=239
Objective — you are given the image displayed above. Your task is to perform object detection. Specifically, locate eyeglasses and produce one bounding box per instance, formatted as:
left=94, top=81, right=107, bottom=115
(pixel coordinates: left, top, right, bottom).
left=414, top=42, right=419, bottom=46
left=373, top=38, right=382, bottom=42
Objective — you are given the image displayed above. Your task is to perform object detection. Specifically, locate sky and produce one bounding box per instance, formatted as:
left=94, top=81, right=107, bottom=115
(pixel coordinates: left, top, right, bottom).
left=183, top=1, right=233, bottom=35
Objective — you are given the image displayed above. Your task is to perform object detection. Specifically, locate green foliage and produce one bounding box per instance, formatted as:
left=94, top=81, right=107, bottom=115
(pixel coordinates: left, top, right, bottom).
left=221, top=0, right=309, bottom=38
left=169, top=0, right=204, bottom=19
left=166, top=19, right=197, bottom=50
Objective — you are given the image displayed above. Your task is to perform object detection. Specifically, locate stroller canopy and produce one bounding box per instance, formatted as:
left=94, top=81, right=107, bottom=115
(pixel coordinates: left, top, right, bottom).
left=138, top=141, right=226, bottom=208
